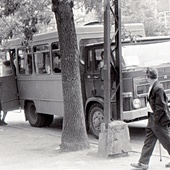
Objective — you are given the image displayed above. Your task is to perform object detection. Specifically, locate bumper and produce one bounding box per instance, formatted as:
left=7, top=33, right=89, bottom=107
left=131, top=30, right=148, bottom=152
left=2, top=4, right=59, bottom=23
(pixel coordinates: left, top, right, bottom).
left=122, top=107, right=148, bottom=120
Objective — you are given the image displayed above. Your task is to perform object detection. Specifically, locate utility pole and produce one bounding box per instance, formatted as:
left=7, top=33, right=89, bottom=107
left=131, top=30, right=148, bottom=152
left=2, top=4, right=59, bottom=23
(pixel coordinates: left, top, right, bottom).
left=103, top=0, right=123, bottom=122
left=98, top=0, right=131, bottom=157
left=103, top=0, right=123, bottom=124
left=115, top=0, right=123, bottom=120
left=103, top=0, right=111, bottom=125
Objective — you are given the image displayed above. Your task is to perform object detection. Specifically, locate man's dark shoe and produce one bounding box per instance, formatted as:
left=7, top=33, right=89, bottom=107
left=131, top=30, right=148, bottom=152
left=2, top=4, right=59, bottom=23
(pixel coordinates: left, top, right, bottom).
left=131, top=162, right=149, bottom=170
left=0, top=120, right=3, bottom=125
left=165, top=162, right=170, bottom=168
left=2, top=121, right=7, bottom=125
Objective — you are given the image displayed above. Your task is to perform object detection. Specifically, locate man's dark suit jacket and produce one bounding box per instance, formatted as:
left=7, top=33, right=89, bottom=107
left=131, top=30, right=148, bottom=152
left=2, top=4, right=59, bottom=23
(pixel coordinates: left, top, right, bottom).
left=148, top=80, right=170, bottom=126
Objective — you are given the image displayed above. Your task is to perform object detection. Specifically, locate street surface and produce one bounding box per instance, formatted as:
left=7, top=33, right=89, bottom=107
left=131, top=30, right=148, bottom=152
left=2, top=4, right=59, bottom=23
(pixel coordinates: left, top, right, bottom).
left=0, top=110, right=169, bottom=170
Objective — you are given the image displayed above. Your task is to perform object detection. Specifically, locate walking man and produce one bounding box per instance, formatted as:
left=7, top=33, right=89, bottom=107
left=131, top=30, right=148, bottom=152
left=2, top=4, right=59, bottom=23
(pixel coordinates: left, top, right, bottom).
left=131, top=67, right=170, bottom=169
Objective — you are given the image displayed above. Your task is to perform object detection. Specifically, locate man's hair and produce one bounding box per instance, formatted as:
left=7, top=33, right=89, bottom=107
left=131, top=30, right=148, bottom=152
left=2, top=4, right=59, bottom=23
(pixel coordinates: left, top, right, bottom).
left=3, top=60, right=11, bottom=67
left=146, top=67, right=158, bottom=79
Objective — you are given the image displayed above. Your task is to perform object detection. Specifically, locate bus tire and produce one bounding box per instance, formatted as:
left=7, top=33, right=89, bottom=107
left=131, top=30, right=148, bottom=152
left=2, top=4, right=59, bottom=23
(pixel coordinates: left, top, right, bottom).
left=44, top=114, right=54, bottom=127
left=88, top=103, right=104, bottom=139
left=26, top=102, right=45, bottom=127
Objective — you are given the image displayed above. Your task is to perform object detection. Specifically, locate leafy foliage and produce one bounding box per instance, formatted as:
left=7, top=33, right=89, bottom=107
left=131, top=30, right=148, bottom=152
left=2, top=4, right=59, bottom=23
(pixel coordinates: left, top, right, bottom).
left=0, top=0, right=52, bottom=45
left=121, top=0, right=167, bottom=36
left=75, top=0, right=103, bottom=22
left=76, top=0, right=168, bottom=36
left=0, top=0, right=169, bottom=44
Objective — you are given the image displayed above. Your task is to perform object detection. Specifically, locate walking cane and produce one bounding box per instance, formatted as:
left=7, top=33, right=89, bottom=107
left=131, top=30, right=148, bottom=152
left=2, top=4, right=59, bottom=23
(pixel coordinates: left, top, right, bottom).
left=159, top=141, right=162, bottom=162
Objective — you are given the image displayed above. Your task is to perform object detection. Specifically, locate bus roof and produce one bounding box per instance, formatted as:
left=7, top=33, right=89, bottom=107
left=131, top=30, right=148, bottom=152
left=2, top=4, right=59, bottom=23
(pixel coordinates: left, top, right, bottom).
left=123, top=23, right=146, bottom=37
left=84, top=35, right=170, bottom=48
left=3, top=25, right=105, bottom=48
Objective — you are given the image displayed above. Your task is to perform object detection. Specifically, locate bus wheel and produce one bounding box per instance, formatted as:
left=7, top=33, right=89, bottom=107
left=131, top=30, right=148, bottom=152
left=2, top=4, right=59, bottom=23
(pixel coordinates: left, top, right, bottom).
left=26, top=102, right=45, bottom=127
left=88, top=103, right=104, bottom=139
left=44, top=114, right=54, bottom=127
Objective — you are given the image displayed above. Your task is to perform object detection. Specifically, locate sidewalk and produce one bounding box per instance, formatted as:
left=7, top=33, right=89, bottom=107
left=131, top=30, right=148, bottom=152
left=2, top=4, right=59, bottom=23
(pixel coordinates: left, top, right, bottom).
left=0, top=111, right=169, bottom=170
left=0, top=127, right=169, bottom=170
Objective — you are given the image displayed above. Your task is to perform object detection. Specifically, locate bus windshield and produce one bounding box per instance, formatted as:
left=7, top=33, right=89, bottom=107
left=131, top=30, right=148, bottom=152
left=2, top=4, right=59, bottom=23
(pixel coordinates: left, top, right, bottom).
left=122, top=40, right=170, bottom=68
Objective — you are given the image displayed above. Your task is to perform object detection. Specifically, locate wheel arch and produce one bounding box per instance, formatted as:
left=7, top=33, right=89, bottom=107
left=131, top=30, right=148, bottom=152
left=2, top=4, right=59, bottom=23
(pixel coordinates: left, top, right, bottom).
left=85, top=97, right=104, bottom=124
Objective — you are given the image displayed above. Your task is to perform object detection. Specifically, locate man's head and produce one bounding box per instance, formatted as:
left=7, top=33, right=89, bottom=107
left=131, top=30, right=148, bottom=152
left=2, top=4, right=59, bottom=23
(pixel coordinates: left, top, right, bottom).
left=3, top=60, right=11, bottom=67
left=54, top=55, right=60, bottom=64
left=145, top=67, right=158, bottom=80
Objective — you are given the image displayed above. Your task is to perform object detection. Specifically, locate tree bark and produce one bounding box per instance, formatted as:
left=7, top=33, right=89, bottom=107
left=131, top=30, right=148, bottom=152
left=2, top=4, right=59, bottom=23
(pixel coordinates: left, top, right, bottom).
left=51, top=0, right=90, bottom=152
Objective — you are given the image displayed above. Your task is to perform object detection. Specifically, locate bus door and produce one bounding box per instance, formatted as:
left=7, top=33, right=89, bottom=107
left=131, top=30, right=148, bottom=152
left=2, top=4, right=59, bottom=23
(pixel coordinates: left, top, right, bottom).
left=0, top=50, right=19, bottom=112
left=93, top=48, right=104, bottom=97
left=84, top=47, right=104, bottom=98
left=0, top=73, right=19, bottom=112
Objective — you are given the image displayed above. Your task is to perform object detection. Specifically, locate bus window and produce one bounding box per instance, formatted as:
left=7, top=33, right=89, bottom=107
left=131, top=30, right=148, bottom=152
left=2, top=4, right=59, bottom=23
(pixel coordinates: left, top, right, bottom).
left=51, top=42, right=61, bottom=73
left=33, top=44, right=51, bottom=75
left=94, top=48, right=104, bottom=71
left=18, top=47, right=32, bottom=75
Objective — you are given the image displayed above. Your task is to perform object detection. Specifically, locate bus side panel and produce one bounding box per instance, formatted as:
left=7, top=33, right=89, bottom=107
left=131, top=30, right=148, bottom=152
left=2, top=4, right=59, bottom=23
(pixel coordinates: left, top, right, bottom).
left=34, top=75, right=64, bottom=115
left=17, top=74, right=64, bottom=116
left=0, top=74, right=19, bottom=112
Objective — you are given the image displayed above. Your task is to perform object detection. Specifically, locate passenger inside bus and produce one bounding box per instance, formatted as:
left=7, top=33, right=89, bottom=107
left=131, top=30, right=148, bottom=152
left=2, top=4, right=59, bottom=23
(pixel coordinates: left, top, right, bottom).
left=18, top=55, right=25, bottom=74
left=53, top=53, right=61, bottom=73
left=44, top=53, right=51, bottom=74
left=25, top=55, right=32, bottom=74
left=98, top=51, right=104, bottom=70
left=34, top=52, right=51, bottom=74
left=18, top=54, right=32, bottom=75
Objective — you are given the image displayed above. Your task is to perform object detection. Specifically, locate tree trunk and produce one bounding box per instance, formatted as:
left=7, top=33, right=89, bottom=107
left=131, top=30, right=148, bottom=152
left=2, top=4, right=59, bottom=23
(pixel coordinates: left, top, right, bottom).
left=51, top=0, right=90, bottom=152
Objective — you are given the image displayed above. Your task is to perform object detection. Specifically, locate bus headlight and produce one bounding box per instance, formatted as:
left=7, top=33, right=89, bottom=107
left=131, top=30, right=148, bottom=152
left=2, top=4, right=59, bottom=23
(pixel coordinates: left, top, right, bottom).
left=133, top=99, right=142, bottom=109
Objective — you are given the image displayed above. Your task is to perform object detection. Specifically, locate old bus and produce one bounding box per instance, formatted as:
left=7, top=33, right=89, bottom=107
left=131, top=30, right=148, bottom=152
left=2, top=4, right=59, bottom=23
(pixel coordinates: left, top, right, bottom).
left=1, top=25, right=170, bottom=138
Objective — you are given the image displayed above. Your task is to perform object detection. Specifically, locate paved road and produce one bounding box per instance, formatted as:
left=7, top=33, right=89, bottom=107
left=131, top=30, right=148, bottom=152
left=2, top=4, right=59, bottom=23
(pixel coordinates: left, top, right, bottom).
left=0, top=110, right=169, bottom=170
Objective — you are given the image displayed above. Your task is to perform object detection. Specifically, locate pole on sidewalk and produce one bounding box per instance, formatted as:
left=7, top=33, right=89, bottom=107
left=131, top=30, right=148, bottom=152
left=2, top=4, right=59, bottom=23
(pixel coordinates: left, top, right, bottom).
left=115, top=0, right=123, bottom=120
left=98, top=0, right=131, bottom=158
left=98, top=0, right=111, bottom=157
left=103, top=0, right=111, bottom=126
